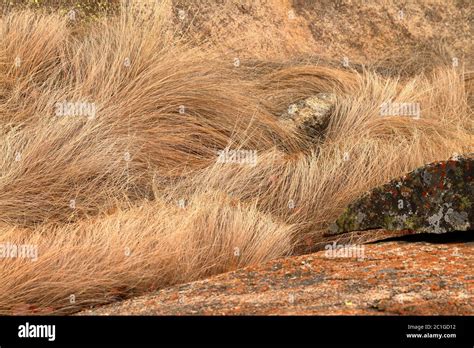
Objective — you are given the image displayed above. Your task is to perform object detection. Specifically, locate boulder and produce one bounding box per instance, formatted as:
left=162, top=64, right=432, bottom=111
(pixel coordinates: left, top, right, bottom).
left=327, top=154, right=473, bottom=236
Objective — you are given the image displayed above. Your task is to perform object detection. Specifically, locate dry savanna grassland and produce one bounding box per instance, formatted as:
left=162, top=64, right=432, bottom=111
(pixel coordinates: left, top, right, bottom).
left=0, top=0, right=473, bottom=314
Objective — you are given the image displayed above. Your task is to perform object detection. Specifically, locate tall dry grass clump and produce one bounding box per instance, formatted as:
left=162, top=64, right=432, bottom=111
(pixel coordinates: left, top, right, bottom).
left=0, top=2, right=303, bottom=226
left=0, top=0, right=472, bottom=314
left=0, top=191, right=295, bottom=314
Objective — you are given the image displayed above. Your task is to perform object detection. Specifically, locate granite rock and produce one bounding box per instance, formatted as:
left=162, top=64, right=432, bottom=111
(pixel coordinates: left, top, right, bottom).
left=79, top=240, right=473, bottom=315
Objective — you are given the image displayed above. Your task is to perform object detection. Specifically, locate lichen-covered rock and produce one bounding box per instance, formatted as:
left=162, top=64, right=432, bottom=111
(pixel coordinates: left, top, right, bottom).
left=281, top=93, right=336, bottom=139
left=327, top=154, right=473, bottom=236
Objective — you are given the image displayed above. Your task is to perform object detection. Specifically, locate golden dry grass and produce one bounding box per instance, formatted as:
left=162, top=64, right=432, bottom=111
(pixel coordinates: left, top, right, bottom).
left=0, top=0, right=473, bottom=314
left=0, top=191, right=295, bottom=314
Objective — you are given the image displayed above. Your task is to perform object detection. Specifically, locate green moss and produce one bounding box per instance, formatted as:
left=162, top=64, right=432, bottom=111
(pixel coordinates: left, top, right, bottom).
left=383, top=215, right=395, bottom=229
left=459, top=195, right=472, bottom=210
left=336, top=210, right=359, bottom=231
left=404, top=215, right=421, bottom=230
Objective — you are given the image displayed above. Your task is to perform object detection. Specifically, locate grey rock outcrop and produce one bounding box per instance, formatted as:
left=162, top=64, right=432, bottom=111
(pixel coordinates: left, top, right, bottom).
left=327, top=154, right=473, bottom=236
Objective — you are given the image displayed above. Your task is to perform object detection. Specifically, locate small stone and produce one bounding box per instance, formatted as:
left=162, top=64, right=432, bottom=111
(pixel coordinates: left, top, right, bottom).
left=281, top=93, right=336, bottom=139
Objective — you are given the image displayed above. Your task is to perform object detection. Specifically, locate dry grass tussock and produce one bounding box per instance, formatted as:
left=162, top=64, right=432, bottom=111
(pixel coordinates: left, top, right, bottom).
left=0, top=1, right=472, bottom=314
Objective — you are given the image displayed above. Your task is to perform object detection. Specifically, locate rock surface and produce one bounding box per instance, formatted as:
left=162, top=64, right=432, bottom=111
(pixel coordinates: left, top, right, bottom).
left=79, top=239, right=473, bottom=315
left=328, top=154, right=473, bottom=236
left=281, top=93, right=336, bottom=140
